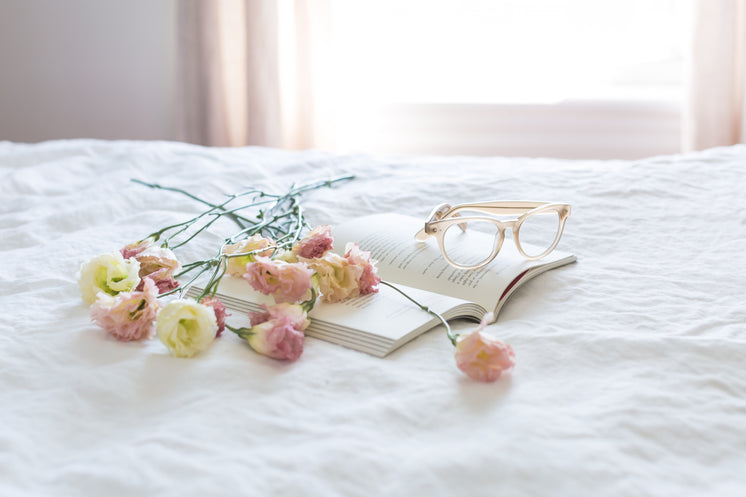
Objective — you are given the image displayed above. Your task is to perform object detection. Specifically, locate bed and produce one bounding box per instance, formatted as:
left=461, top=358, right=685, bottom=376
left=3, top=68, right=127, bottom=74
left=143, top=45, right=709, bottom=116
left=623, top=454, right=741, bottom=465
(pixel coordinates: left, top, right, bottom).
left=1, top=139, right=744, bottom=496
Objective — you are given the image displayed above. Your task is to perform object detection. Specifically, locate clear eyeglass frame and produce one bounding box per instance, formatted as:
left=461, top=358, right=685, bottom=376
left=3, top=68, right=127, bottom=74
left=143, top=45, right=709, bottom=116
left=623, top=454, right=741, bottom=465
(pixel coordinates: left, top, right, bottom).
left=414, top=201, right=571, bottom=270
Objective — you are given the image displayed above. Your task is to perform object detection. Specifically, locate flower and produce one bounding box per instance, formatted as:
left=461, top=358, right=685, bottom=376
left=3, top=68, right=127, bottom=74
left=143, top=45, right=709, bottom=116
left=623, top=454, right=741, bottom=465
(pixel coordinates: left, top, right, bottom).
left=243, top=303, right=308, bottom=361
left=454, top=313, right=515, bottom=382
left=78, top=251, right=141, bottom=305
left=305, top=252, right=359, bottom=303
left=243, top=256, right=314, bottom=303
left=223, top=235, right=277, bottom=277
left=249, top=302, right=310, bottom=331
left=156, top=299, right=218, bottom=358
left=292, top=225, right=334, bottom=259
left=139, top=271, right=179, bottom=294
left=120, top=238, right=154, bottom=259
left=126, top=245, right=181, bottom=294
left=343, top=242, right=381, bottom=295
left=273, top=250, right=299, bottom=263
left=304, top=242, right=380, bottom=303
left=201, top=297, right=229, bottom=337
left=90, top=277, right=160, bottom=341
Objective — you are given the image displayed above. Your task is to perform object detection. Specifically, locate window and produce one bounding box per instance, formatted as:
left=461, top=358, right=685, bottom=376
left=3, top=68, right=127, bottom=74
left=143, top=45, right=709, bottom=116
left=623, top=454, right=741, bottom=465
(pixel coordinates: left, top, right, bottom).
left=329, top=0, right=693, bottom=158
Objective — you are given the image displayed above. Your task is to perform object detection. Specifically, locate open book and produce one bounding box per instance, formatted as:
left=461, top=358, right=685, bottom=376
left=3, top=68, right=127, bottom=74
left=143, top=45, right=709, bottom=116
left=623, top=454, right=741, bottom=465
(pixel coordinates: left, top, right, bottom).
left=189, top=213, right=575, bottom=357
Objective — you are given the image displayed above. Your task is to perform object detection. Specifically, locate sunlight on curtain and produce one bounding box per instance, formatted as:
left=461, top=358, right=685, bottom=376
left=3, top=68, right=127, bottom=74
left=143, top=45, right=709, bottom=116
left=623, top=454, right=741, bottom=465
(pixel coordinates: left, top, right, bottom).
left=684, top=0, right=746, bottom=151
left=331, top=0, right=691, bottom=105
left=179, top=0, right=332, bottom=149
left=328, top=0, right=693, bottom=156
left=180, top=0, right=718, bottom=157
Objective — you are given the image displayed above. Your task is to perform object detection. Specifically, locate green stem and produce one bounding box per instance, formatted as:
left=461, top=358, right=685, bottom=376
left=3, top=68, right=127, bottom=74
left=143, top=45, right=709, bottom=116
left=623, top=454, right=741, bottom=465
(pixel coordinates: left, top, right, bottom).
left=200, top=256, right=228, bottom=300
left=226, top=324, right=252, bottom=339
left=142, top=174, right=355, bottom=301
left=175, top=260, right=208, bottom=277
left=288, top=175, right=355, bottom=196
left=132, top=179, right=256, bottom=229
left=379, top=280, right=458, bottom=346
left=158, top=259, right=217, bottom=299
left=168, top=212, right=223, bottom=249
left=227, top=211, right=295, bottom=244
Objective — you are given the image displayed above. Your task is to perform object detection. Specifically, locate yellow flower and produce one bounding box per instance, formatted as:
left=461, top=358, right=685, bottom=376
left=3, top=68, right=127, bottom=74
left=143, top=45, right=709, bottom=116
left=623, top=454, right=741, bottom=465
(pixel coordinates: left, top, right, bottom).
left=223, top=235, right=276, bottom=276
left=156, top=299, right=218, bottom=358
left=305, top=252, right=362, bottom=303
left=303, top=244, right=380, bottom=303
left=78, top=251, right=141, bottom=305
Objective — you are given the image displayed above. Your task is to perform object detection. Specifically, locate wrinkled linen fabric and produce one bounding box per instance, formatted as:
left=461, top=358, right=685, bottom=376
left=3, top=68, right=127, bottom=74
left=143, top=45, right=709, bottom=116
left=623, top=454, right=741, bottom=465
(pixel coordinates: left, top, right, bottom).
left=0, top=140, right=744, bottom=497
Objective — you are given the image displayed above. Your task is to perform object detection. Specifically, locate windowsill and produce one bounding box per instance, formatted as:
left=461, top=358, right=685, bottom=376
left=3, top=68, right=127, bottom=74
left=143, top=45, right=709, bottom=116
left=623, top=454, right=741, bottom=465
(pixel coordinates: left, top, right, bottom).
left=335, top=100, right=682, bottom=160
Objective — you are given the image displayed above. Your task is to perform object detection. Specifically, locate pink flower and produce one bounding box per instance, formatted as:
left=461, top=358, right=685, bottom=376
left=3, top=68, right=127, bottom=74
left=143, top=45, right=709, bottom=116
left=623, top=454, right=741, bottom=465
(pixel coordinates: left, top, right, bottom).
left=133, top=246, right=181, bottom=294
left=243, top=256, right=314, bottom=303
left=136, top=269, right=179, bottom=294
left=244, top=303, right=309, bottom=361
left=249, top=302, right=310, bottom=331
left=201, top=297, right=229, bottom=337
left=293, top=225, right=334, bottom=259
left=90, top=277, right=160, bottom=341
left=454, top=313, right=515, bottom=382
left=120, top=238, right=154, bottom=259
left=305, top=242, right=381, bottom=303
left=121, top=241, right=181, bottom=295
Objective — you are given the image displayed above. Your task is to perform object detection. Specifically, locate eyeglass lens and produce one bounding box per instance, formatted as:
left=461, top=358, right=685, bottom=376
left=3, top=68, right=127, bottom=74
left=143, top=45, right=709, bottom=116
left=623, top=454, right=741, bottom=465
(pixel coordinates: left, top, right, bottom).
left=442, top=219, right=500, bottom=267
left=440, top=209, right=562, bottom=267
left=517, top=210, right=561, bottom=257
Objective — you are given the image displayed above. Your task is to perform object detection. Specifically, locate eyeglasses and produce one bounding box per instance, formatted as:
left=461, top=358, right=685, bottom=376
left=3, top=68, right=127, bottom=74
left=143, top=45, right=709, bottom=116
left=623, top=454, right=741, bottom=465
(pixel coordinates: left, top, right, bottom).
left=414, top=201, right=571, bottom=270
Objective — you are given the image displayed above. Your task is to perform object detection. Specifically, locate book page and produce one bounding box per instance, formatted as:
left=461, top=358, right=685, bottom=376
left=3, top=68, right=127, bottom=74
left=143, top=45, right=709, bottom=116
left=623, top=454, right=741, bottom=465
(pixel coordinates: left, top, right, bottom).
left=333, top=213, right=571, bottom=310
left=207, top=275, right=473, bottom=343
left=309, top=283, right=471, bottom=342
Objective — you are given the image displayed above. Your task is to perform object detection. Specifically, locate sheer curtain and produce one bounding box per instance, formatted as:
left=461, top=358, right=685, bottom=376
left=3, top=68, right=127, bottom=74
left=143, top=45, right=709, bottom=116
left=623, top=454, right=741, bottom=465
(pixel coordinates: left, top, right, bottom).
left=179, top=1, right=746, bottom=154
left=685, top=0, right=746, bottom=151
left=178, top=0, right=333, bottom=149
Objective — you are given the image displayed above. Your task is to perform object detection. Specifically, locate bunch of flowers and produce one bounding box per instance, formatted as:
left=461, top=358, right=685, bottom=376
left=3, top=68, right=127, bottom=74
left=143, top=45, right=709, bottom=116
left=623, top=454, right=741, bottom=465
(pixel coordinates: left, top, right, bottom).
left=77, top=178, right=514, bottom=382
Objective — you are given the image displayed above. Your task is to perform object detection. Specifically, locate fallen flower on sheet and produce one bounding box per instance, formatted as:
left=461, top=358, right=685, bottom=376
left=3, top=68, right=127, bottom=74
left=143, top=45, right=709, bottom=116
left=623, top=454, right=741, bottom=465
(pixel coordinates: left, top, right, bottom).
left=78, top=251, right=141, bottom=305
left=454, top=313, right=516, bottom=382
left=156, top=299, right=218, bottom=358
left=90, top=277, right=160, bottom=341
left=232, top=302, right=310, bottom=361
left=201, top=296, right=228, bottom=337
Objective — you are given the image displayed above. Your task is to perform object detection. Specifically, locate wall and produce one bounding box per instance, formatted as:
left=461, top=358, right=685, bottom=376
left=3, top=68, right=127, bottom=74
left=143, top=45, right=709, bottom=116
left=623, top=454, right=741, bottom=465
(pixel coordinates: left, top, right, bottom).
left=0, top=0, right=179, bottom=143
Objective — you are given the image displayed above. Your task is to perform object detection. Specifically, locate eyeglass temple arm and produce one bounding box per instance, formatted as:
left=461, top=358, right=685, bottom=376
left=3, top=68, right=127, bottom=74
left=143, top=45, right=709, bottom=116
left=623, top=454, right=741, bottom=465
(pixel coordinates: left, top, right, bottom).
left=415, top=204, right=447, bottom=241
left=415, top=203, right=467, bottom=241
left=447, top=201, right=550, bottom=216
left=414, top=228, right=429, bottom=241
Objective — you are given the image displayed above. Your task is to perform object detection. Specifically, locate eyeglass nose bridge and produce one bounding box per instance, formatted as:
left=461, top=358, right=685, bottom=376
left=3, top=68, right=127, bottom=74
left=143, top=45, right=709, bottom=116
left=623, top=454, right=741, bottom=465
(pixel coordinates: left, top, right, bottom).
left=500, top=219, right=519, bottom=233
left=488, top=225, right=507, bottom=265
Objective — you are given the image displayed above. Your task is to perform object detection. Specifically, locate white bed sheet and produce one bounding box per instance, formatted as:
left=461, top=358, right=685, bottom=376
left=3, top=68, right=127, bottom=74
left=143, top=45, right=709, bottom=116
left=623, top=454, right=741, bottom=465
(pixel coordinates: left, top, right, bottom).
left=1, top=140, right=744, bottom=496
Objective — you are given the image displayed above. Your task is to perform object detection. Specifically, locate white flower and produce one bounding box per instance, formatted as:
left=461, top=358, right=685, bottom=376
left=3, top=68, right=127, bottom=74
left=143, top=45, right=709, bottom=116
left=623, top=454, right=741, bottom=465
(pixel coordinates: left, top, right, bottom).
left=78, top=251, right=141, bottom=305
left=156, top=299, right=218, bottom=358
